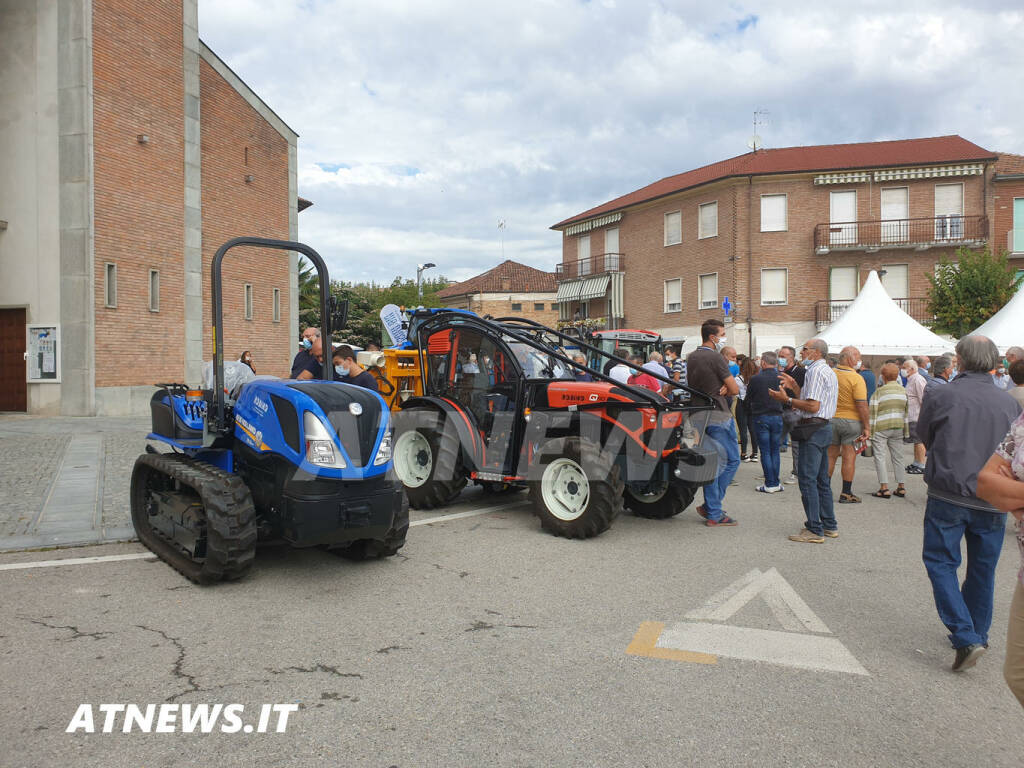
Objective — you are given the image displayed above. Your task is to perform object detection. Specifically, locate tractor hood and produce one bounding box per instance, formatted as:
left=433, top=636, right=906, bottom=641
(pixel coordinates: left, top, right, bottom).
left=543, top=381, right=656, bottom=407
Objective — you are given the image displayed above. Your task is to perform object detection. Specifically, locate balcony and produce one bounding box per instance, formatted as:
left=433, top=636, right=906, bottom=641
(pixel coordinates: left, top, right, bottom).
left=813, top=215, right=987, bottom=254
left=555, top=252, right=624, bottom=280
left=815, top=297, right=931, bottom=331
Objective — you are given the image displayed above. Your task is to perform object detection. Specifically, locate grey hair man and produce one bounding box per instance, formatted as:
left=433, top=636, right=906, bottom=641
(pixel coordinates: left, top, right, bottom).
left=995, top=346, right=1024, bottom=391
left=903, top=358, right=928, bottom=473
left=769, top=338, right=839, bottom=543
left=931, top=355, right=954, bottom=383
left=917, top=335, right=1022, bottom=671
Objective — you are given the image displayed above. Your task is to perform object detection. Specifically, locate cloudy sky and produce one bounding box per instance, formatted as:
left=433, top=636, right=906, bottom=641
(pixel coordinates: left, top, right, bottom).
left=198, top=0, right=1024, bottom=285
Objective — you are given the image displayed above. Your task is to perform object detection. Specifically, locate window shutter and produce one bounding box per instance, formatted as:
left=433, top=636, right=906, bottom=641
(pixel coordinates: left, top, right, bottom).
left=604, top=227, right=619, bottom=254
left=934, top=183, right=963, bottom=215
left=761, top=269, right=787, bottom=305
left=699, top=273, right=718, bottom=308
left=829, top=267, right=858, bottom=301
left=699, top=202, right=717, bottom=238
left=664, top=212, right=681, bottom=245
left=761, top=195, right=787, bottom=232
left=664, top=279, right=681, bottom=312
left=881, top=264, right=909, bottom=299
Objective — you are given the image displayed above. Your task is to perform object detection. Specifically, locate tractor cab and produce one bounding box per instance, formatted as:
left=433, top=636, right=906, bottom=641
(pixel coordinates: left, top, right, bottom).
left=587, top=329, right=662, bottom=373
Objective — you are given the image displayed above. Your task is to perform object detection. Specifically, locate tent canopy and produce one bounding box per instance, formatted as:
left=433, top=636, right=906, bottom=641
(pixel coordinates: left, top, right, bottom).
left=970, top=283, right=1024, bottom=354
left=817, top=270, right=955, bottom=357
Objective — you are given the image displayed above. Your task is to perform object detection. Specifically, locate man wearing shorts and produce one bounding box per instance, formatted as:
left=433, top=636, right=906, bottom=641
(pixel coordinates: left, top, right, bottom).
left=828, top=346, right=870, bottom=503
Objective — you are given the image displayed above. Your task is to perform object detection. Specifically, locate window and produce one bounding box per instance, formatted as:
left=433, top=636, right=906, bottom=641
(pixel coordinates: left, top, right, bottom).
left=577, top=234, right=591, bottom=275
left=664, top=211, right=682, bottom=246
left=829, top=190, right=857, bottom=245
left=511, top=303, right=522, bottom=311
left=104, top=263, right=117, bottom=308
left=578, top=301, right=588, bottom=319
left=550, top=303, right=558, bottom=311
left=760, top=268, right=788, bottom=305
left=1013, top=198, right=1024, bottom=253
left=829, top=266, right=858, bottom=301
left=880, top=187, right=909, bottom=242
left=148, top=269, right=160, bottom=312
left=664, top=278, right=682, bottom=313
left=244, top=284, right=253, bottom=320
left=273, top=288, right=281, bottom=323
left=934, top=183, right=964, bottom=239
left=881, top=264, right=909, bottom=300
left=534, top=302, right=545, bottom=311
left=760, top=194, right=787, bottom=232
left=604, top=227, right=619, bottom=255
left=698, top=202, right=718, bottom=239
left=698, top=273, right=718, bottom=309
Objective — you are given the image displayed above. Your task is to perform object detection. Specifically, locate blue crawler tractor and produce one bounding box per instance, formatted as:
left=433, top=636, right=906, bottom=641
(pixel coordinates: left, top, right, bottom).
left=130, top=237, right=408, bottom=584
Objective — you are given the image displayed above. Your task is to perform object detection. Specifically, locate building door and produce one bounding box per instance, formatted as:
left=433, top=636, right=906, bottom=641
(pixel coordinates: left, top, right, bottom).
left=829, top=191, right=858, bottom=245
left=604, top=227, right=619, bottom=271
left=934, top=183, right=963, bottom=239
left=880, top=187, right=909, bottom=243
left=0, top=309, right=28, bottom=412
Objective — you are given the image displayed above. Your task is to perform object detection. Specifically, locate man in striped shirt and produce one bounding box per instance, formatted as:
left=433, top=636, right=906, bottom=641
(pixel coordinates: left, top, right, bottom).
left=770, top=338, right=839, bottom=543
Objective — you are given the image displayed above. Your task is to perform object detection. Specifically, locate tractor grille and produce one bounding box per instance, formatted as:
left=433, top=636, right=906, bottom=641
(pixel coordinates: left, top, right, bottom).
left=288, top=382, right=383, bottom=467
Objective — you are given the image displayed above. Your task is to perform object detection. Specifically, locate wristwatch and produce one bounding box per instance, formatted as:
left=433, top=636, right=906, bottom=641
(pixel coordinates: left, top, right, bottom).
left=787, top=397, right=793, bottom=407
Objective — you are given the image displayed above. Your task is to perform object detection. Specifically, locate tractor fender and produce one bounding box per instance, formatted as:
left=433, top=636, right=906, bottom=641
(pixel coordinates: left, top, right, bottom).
left=398, top=396, right=481, bottom=472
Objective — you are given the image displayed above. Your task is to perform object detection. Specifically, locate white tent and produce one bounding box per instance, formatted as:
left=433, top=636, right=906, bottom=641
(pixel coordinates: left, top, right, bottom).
left=817, top=270, right=955, bottom=357
left=970, top=284, right=1024, bottom=354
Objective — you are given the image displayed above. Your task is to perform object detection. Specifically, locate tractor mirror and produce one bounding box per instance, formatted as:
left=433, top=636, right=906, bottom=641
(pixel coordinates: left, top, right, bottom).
left=330, top=297, right=349, bottom=330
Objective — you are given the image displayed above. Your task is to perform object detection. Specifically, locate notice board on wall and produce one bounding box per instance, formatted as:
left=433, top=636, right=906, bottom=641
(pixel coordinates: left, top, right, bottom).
left=27, top=325, right=60, bottom=383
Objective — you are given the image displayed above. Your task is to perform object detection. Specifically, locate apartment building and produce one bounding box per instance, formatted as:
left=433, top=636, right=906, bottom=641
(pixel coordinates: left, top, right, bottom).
left=551, top=135, right=1023, bottom=355
left=0, top=0, right=299, bottom=415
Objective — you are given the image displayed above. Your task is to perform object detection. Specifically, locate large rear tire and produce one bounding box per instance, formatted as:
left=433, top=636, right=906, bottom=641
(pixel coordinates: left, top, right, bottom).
left=393, top=411, right=466, bottom=509
left=625, top=482, right=696, bottom=519
left=130, top=453, right=257, bottom=584
left=528, top=437, right=623, bottom=539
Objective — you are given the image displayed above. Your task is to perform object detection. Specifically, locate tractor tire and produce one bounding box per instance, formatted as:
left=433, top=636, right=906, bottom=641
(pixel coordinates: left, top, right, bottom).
left=332, top=496, right=410, bottom=561
left=625, top=482, right=696, bottom=519
left=393, top=411, right=466, bottom=510
left=130, top=452, right=257, bottom=585
left=528, top=437, right=623, bottom=539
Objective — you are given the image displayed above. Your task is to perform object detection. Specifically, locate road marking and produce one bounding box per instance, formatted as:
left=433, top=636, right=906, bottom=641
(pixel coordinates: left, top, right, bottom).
left=409, top=500, right=526, bottom=527
left=629, top=568, right=869, bottom=676
left=0, top=553, right=155, bottom=572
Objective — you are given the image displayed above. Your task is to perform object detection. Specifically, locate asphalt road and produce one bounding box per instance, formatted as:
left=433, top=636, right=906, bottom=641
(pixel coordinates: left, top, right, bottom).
left=2, top=458, right=1023, bottom=767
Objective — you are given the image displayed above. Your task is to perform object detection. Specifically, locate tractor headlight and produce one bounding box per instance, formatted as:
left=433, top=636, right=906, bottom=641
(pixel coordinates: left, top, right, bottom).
left=303, top=411, right=347, bottom=468
left=373, top=430, right=393, bottom=466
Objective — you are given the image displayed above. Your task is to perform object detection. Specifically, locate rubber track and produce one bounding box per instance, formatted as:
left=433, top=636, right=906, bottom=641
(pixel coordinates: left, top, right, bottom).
left=130, top=453, right=257, bottom=585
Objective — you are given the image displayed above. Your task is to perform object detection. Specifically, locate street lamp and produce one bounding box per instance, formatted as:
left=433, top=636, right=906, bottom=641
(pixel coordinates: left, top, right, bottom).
left=417, top=262, right=436, bottom=299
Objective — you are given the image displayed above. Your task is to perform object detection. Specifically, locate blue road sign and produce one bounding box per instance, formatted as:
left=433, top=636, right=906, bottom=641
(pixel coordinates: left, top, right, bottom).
left=722, top=296, right=732, bottom=316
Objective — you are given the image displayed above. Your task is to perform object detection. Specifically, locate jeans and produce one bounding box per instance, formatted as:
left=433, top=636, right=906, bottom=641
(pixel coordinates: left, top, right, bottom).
left=754, top=413, right=783, bottom=487
left=922, top=497, right=1006, bottom=648
left=796, top=423, right=836, bottom=535
left=702, top=418, right=741, bottom=522
left=870, top=428, right=905, bottom=485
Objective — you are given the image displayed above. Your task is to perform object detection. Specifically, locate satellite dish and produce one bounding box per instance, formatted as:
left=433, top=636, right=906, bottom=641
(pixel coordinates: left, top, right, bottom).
left=747, top=134, right=762, bottom=150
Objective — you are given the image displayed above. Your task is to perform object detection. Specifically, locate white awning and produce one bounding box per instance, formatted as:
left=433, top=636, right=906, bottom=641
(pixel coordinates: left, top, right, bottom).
left=556, top=280, right=584, bottom=302
left=564, top=212, right=623, bottom=237
left=813, top=172, right=870, bottom=185
left=874, top=164, right=984, bottom=182
left=578, top=274, right=610, bottom=301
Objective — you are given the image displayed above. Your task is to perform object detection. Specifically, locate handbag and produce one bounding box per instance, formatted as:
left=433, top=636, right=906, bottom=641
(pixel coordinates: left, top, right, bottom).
left=790, top=417, right=828, bottom=442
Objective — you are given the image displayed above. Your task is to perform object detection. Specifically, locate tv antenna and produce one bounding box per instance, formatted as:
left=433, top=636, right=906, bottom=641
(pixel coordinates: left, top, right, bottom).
left=497, top=219, right=506, bottom=260
left=748, top=109, right=769, bottom=151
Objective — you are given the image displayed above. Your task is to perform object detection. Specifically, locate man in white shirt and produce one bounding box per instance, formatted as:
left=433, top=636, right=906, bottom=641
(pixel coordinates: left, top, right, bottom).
left=904, top=359, right=928, bottom=474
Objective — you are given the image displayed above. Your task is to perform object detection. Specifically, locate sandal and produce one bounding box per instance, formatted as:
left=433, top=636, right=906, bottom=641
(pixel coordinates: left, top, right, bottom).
left=893, top=488, right=907, bottom=498
left=871, top=490, right=891, bottom=499
left=839, top=492, right=862, bottom=503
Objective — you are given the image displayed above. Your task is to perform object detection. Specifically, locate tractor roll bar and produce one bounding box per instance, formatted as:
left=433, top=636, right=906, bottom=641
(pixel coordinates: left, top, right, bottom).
left=210, top=237, right=333, bottom=434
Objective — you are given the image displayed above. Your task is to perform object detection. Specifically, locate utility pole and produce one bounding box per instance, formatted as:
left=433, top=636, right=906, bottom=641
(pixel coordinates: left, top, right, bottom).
left=417, top=262, right=436, bottom=300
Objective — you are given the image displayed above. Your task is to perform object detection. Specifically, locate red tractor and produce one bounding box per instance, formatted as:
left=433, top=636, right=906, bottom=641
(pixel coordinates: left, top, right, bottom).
left=391, top=312, right=718, bottom=538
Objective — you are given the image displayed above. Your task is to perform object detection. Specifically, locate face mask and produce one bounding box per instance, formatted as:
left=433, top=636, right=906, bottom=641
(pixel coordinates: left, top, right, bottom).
left=715, top=336, right=727, bottom=352
left=800, top=358, right=811, bottom=367
left=924, top=363, right=931, bottom=371
left=950, top=368, right=958, bottom=379
left=855, top=360, right=862, bottom=370
left=301, top=337, right=312, bottom=350
left=335, top=365, right=348, bottom=377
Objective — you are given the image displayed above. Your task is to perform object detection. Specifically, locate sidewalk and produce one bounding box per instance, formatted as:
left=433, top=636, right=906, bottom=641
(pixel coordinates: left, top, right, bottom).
left=0, top=414, right=150, bottom=551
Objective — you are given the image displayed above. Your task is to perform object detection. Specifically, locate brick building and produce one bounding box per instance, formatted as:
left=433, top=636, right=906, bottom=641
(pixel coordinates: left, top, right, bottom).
left=0, top=0, right=299, bottom=415
left=436, top=260, right=558, bottom=326
left=551, top=135, right=1024, bottom=355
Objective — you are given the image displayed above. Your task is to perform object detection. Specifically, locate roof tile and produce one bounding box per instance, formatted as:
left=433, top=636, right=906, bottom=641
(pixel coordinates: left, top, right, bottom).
left=437, top=259, right=557, bottom=298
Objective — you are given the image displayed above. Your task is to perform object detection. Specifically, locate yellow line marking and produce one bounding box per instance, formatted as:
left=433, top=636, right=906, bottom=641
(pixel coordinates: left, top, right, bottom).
left=626, top=621, right=718, bottom=665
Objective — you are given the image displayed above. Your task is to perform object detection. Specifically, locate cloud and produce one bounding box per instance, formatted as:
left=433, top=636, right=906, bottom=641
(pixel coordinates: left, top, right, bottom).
left=198, top=0, right=1024, bottom=283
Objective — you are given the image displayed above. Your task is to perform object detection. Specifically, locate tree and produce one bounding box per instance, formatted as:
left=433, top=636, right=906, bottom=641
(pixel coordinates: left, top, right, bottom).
left=297, top=257, right=321, bottom=328
left=927, top=247, right=1023, bottom=337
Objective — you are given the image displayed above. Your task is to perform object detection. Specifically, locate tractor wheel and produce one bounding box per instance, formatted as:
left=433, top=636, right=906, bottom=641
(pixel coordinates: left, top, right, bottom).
left=624, top=482, right=696, bottom=519
left=393, top=412, right=466, bottom=509
left=528, top=437, right=623, bottom=539
left=332, top=495, right=409, bottom=560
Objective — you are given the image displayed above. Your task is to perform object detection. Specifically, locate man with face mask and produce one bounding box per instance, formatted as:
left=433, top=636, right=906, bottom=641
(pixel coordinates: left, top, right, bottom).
left=291, top=326, right=322, bottom=379
left=778, top=345, right=806, bottom=482
left=686, top=319, right=741, bottom=527
left=332, top=345, right=379, bottom=392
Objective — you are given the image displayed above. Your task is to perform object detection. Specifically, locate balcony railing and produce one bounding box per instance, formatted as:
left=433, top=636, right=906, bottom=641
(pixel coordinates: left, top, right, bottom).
left=815, top=297, right=932, bottom=331
left=813, top=215, right=987, bottom=253
left=555, top=252, right=624, bottom=280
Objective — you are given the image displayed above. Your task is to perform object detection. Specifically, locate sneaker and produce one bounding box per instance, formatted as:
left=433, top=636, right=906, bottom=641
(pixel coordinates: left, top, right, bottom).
left=784, top=473, right=798, bottom=485
left=906, top=464, right=924, bottom=475
left=788, top=528, right=825, bottom=544
left=823, top=528, right=839, bottom=538
left=747, top=455, right=759, bottom=463
left=779, top=445, right=788, bottom=453
left=952, top=643, right=986, bottom=672
left=756, top=484, right=784, bottom=493
left=705, top=515, right=738, bottom=527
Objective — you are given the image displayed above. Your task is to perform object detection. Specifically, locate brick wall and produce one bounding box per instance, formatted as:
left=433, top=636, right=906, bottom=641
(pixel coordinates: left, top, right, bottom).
left=444, top=293, right=559, bottom=326
left=199, top=58, right=291, bottom=378
left=92, top=0, right=186, bottom=387
left=563, top=170, right=989, bottom=335
left=992, top=177, right=1024, bottom=257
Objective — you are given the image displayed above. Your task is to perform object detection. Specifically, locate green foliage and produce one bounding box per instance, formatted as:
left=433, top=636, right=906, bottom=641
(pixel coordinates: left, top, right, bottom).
left=296, top=258, right=450, bottom=347
left=927, top=247, right=1023, bottom=337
